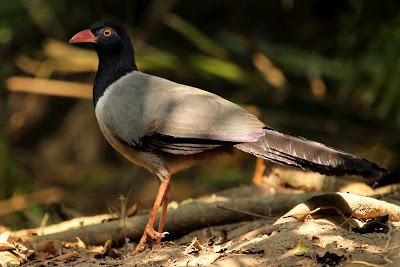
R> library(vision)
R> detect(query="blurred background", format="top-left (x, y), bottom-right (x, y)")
top-left (0, 0), bottom-right (398, 230)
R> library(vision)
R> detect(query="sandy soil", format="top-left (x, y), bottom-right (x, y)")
top-left (2, 218), bottom-right (399, 267)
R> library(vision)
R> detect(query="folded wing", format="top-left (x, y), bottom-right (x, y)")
top-left (97, 71), bottom-right (265, 154)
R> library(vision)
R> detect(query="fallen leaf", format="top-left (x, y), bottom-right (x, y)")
top-left (294, 237), bottom-right (311, 256)
top-left (76, 237), bottom-right (86, 249)
top-left (35, 241), bottom-right (57, 260)
top-left (0, 232), bottom-right (11, 243)
top-left (0, 245), bottom-right (15, 252)
top-left (0, 251), bottom-right (24, 266)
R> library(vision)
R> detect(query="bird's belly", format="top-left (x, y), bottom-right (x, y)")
top-left (95, 120), bottom-right (169, 178)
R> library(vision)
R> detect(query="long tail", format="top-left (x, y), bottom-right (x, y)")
top-left (234, 129), bottom-right (388, 179)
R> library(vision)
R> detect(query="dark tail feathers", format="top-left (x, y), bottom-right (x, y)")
top-left (234, 129), bottom-right (388, 179)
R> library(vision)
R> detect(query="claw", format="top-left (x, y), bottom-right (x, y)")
top-left (131, 227), bottom-right (168, 255)
top-left (131, 244), bottom-right (144, 255)
top-left (145, 226), bottom-right (165, 239)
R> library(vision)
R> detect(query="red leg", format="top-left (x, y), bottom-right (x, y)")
top-left (131, 177), bottom-right (170, 255)
top-left (155, 184), bottom-right (170, 247)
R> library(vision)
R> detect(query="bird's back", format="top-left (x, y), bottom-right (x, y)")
top-left (96, 71), bottom-right (266, 147)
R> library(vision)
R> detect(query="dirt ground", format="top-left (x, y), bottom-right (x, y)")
top-left (122, 220), bottom-right (400, 267)
top-left (1, 180), bottom-right (400, 267)
top-left (4, 219), bottom-right (399, 267)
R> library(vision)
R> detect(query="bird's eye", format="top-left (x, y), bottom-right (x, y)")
top-left (103, 29), bottom-right (112, 37)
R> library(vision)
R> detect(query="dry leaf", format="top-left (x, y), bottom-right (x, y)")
top-left (76, 237), bottom-right (86, 249)
top-left (294, 237), bottom-right (311, 256)
top-left (0, 245), bottom-right (15, 252)
top-left (0, 251), bottom-right (24, 266)
top-left (35, 240), bottom-right (57, 260)
top-left (0, 232), bottom-right (11, 243)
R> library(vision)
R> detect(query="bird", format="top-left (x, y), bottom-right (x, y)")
top-left (69, 20), bottom-right (388, 254)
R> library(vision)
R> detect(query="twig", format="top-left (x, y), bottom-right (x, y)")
top-left (217, 204), bottom-right (272, 219)
top-left (39, 212), bottom-right (50, 236)
top-left (385, 222), bottom-right (394, 250)
top-left (6, 76), bottom-right (92, 99)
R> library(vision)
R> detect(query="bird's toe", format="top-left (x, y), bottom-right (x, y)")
top-left (145, 226), bottom-right (166, 239)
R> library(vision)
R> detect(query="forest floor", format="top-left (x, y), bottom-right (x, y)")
top-left (1, 171), bottom-right (400, 267)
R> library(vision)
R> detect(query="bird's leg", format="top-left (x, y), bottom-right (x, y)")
top-left (251, 158), bottom-right (266, 185)
top-left (155, 184), bottom-right (171, 247)
top-left (132, 176), bottom-right (170, 255)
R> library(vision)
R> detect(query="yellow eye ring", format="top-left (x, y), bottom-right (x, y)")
top-left (103, 29), bottom-right (112, 37)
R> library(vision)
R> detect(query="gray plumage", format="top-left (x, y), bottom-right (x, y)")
top-left (96, 71), bottom-right (264, 145)
top-left (96, 71), bottom-right (386, 180)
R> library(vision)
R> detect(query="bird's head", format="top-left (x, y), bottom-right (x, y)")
top-left (69, 20), bottom-right (130, 53)
top-left (69, 21), bottom-right (137, 105)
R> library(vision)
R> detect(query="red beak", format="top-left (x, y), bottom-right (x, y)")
top-left (69, 29), bottom-right (97, 44)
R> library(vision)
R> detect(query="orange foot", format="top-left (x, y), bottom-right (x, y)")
top-left (131, 226), bottom-right (169, 255)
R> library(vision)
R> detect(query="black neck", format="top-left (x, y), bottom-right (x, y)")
top-left (93, 42), bottom-right (137, 106)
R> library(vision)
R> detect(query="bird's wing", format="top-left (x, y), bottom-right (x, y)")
top-left (96, 71), bottom-right (265, 154)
